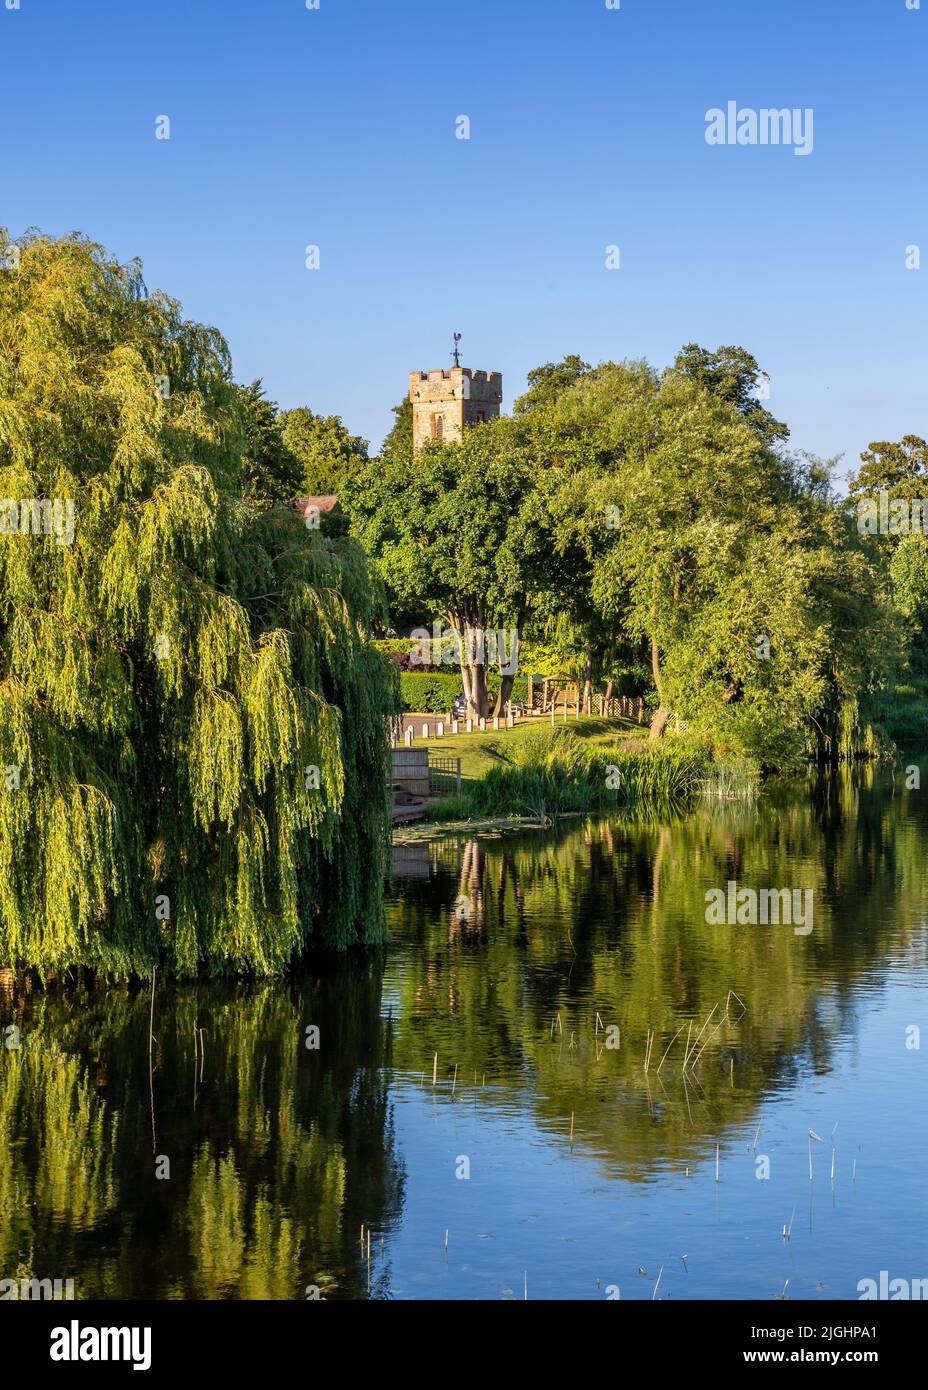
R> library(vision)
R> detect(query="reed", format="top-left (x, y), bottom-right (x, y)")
top-left (656, 1023), bottom-right (686, 1075)
top-left (425, 731), bottom-right (719, 823)
top-left (808, 1129), bottom-right (823, 1181)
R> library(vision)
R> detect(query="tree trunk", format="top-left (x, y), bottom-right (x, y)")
top-left (649, 706), bottom-right (671, 739)
top-left (460, 660), bottom-right (473, 711)
top-left (581, 650), bottom-right (593, 715)
top-left (466, 661), bottom-right (489, 720)
top-left (603, 643), bottom-right (616, 707)
top-left (489, 612), bottom-right (523, 719)
top-left (648, 635), bottom-right (669, 741)
top-left (491, 673), bottom-right (515, 719)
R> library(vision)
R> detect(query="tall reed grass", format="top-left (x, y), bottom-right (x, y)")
top-left (424, 730), bottom-right (725, 823)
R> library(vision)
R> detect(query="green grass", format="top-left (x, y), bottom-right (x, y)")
top-left (414, 714), bottom-right (647, 785)
top-left (416, 724), bottom-right (716, 823)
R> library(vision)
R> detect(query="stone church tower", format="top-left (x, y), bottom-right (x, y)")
top-left (409, 365), bottom-right (502, 454)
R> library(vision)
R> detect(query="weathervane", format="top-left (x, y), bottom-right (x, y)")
top-left (452, 332), bottom-right (462, 368)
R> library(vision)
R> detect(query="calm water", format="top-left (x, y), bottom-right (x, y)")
top-left (3, 766), bottom-right (928, 1300)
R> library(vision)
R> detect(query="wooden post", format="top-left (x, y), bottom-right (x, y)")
top-left (456, 758), bottom-right (461, 798)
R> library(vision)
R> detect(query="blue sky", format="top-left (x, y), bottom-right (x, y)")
top-left (2, 0), bottom-right (925, 473)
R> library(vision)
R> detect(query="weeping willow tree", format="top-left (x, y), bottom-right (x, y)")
top-left (0, 230), bottom-right (394, 977)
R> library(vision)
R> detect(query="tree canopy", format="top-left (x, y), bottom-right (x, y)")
top-left (279, 407), bottom-right (368, 497)
top-left (344, 418), bottom-right (546, 718)
top-left (234, 379), bottom-right (305, 505)
top-left (0, 230), bottom-right (394, 979)
top-left (353, 347), bottom-right (896, 764)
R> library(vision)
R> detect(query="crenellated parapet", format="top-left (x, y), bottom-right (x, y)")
top-left (409, 366), bottom-right (502, 452)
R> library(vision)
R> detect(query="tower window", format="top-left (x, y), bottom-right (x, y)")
top-left (432, 415), bottom-right (443, 440)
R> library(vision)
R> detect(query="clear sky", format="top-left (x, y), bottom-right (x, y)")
top-left (2, 0), bottom-right (925, 474)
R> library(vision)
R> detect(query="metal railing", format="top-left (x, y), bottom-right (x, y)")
top-left (428, 756), bottom-right (462, 799)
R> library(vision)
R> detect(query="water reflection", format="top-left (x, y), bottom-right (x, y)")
top-left (1, 965), bottom-right (403, 1298)
top-left (384, 765), bottom-right (928, 1179)
top-left (2, 765), bottom-right (926, 1298)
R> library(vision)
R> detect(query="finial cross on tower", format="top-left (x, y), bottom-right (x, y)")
top-left (451, 332), bottom-right (462, 369)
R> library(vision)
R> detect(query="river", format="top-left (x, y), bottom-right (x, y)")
top-left (2, 765), bottom-right (926, 1300)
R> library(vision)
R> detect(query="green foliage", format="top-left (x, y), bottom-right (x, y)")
top-left (513, 354), bottom-right (592, 414)
top-left (847, 436), bottom-right (928, 525)
top-left (344, 418), bottom-right (545, 717)
top-left (398, 671), bottom-right (528, 713)
top-left (891, 534), bottom-right (928, 620)
top-left (432, 728), bottom-right (713, 820)
top-left (379, 398), bottom-right (413, 468)
top-left (399, 673), bottom-right (461, 712)
top-left (669, 343), bottom-right (789, 445)
top-left (0, 231), bottom-right (394, 978)
top-left (279, 407), bottom-right (368, 497)
top-left (879, 682), bottom-right (928, 742)
top-left (234, 380), bottom-right (304, 505)
top-left (516, 356), bottom-right (891, 765)
top-left (350, 346), bottom-right (897, 764)
top-left (844, 439), bottom-right (928, 741)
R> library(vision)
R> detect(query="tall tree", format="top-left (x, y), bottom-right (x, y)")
top-left (234, 379), bottom-right (304, 504)
top-left (344, 419), bottom-right (545, 719)
top-left (520, 356), bottom-right (889, 762)
top-left (379, 397), bottom-right (413, 466)
top-left (670, 343), bottom-right (789, 446)
top-left (279, 407), bottom-right (368, 497)
top-left (0, 230), bottom-right (394, 978)
top-left (847, 436), bottom-right (928, 544)
top-left (513, 354), bottom-right (592, 414)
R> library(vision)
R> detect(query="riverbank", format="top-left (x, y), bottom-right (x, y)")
top-left (397, 724), bottom-right (759, 833)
